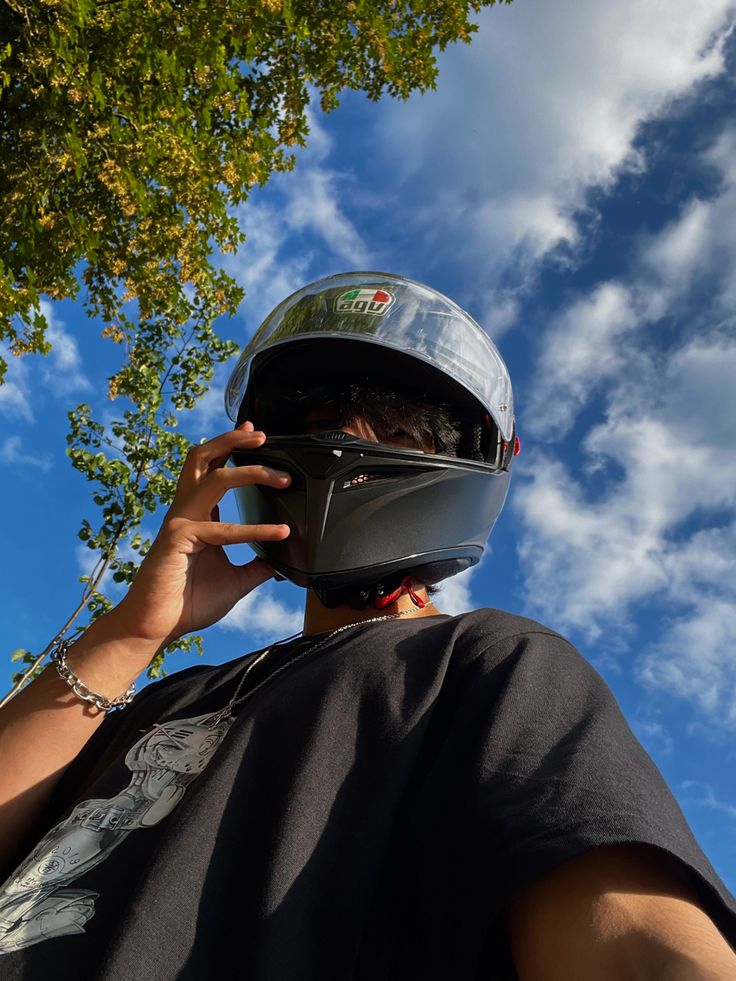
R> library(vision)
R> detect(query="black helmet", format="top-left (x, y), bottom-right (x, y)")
top-left (225, 272), bottom-right (518, 607)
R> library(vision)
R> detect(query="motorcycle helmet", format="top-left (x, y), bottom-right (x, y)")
top-left (225, 272), bottom-right (518, 608)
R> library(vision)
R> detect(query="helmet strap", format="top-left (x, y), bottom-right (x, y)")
top-left (314, 573), bottom-right (428, 611)
top-left (374, 576), bottom-right (427, 610)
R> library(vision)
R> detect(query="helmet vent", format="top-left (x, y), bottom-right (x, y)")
top-left (345, 472), bottom-right (386, 488)
top-left (341, 468), bottom-right (418, 489)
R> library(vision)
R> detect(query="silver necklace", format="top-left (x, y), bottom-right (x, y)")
top-left (205, 606), bottom-right (428, 729)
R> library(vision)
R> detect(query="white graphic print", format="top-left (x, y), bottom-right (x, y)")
top-left (0, 712), bottom-right (232, 953)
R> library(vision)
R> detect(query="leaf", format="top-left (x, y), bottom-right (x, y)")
top-left (1, 0), bottom-right (509, 692)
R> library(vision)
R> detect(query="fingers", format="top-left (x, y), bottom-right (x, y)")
top-left (181, 464), bottom-right (292, 520)
top-left (173, 519), bottom-right (291, 549)
top-left (177, 423), bottom-right (265, 494)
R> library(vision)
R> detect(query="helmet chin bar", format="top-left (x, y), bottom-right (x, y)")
top-left (230, 434), bottom-right (501, 602)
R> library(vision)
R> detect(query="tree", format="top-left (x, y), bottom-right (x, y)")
top-left (1, 0), bottom-right (510, 700)
top-left (0, 0), bottom-right (509, 361)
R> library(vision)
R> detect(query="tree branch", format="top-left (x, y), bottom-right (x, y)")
top-left (0, 522), bottom-right (122, 707)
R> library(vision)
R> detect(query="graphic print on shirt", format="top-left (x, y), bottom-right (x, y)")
top-left (0, 712), bottom-right (233, 953)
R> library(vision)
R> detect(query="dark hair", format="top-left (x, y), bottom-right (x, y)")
top-left (257, 381), bottom-right (462, 456)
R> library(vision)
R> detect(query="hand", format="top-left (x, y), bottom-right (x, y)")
top-left (111, 421), bottom-right (291, 647)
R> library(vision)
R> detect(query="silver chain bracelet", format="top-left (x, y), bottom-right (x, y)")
top-left (51, 638), bottom-right (136, 713)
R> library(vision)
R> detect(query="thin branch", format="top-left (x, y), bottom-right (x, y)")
top-left (1, 308), bottom-right (215, 705)
top-left (111, 109), bottom-right (139, 134)
top-left (0, 415), bottom-right (155, 705)
top-left (0, 521), bottom-right (123, 707)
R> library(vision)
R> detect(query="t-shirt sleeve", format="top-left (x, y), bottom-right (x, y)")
top-left (408, 629), bottom-right (736, 951)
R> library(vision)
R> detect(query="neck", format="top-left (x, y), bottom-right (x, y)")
top-left (302, 581), bottom-right (440, 636)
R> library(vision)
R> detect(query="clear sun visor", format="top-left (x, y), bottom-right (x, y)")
top-left (225, 272), bottom-right (515, 440)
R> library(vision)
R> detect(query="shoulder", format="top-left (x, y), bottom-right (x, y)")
top-left (433, 608), bottom-right (625, 742)
top-left (452, 606), bottom-right (567, 642)
top-left (442, 607), bottom-right (587, 672)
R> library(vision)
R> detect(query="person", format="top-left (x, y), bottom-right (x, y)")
top-left (0, 272), bottom-right (734, 980)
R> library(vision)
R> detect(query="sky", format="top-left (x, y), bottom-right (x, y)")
top-left (2, 0), bottom-right (736, 895)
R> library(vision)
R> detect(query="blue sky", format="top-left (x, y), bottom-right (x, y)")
top-left (2, 0), bottom-right (735, 892)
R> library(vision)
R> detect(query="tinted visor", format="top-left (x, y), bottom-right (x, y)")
top-left (240, 339), bottom-right (499, 463)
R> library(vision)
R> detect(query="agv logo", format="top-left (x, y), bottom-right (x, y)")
top-left (335, 288), bottom-right (395, 315)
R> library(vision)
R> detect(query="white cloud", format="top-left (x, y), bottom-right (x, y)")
top-left (76, 543), bottom-right (102, 581)
top-left (215, 1), bottom-right (736, 337)
top-left (659, 525), bottom-right (736, 605)
top-left (641, 188), bottom-right (736, 311)
top-left (40, 300), bottom-right (90, 395)
top-left (523, 282), bottom-right (641, 438)
top-left (0, 348), bottom-right (33, 421)
top-left (639, 601), bottom-right (736, 728)
top-left (282, 169), bottom-right (371, 268)
top-left (223, 110), bottom-right (372, 336)
top-left (0, 435), bottom-right (53, 471)
top-left (516, 328), bottom-right (736, 622)
top-left (679, 780), bottom-right (736, 819)
top-left (625, 125), bottom-right (736, 331)
top-left (0, 300), bottom-right (86, 424)
top-left (479, 291), bottom-right (521, 338)
top-left (515, 455), bottom-right (666, 642)
top-left (373, 0), bottom-right (733, 301)
top-left (218, 585), bottom-right (304, 638)
top-left (522, 134), bottom-right (736, 443)
top-left (657, 331), bottom-right (736, 451)
top-left (224, 199), bottom-right (313, 330)
top-left (431, 564), bottom-right (477, 616)
top-left (515, 321), bottom-right (736, 723)
top-left (643, 199), bottom-right (714, 291)
top-left (302, 102), bottom-right (333, 164)
top-left (515, 116), bottom-right (736, 695)
top-left (280, 110), bottom-right (370, 266)
top-left (76, 544), bottom-right (113, 601)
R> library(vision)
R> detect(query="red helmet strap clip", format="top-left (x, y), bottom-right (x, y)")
top-left (374, 576), bottom-right (428, 609)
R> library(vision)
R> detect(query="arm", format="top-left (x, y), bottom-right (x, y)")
top-left (507, 843), bottom-right (736, 980)
top-left (0, 422), bottom-right (292, 877)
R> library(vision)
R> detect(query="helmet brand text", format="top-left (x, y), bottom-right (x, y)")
top-left (335, 288), bottom-right (395, 316)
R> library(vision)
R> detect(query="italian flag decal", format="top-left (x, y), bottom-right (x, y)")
top-left (335, 287), bottom-right (395, 315)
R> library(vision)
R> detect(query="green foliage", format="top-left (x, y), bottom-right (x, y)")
top-left (64, 292), bottom-right (236, 677)
top-left (0, 0), bottom-right (507, 373)
top-left (0, 0), bottom-right (510, 694)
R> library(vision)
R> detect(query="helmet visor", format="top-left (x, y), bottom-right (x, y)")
top-left (225, 272), bottom-right (514, 440)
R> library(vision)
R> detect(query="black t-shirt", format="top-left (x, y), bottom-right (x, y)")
top-left (1, 609), bottom-right (734, 979)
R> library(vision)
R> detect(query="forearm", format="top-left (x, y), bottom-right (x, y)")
top-left (0, 610), bottom-right (160, 876)
top-left (0, 424), bottom-right (289, 879)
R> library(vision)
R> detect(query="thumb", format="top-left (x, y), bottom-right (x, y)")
top-left (235, 556), bottom-right (277, 596)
